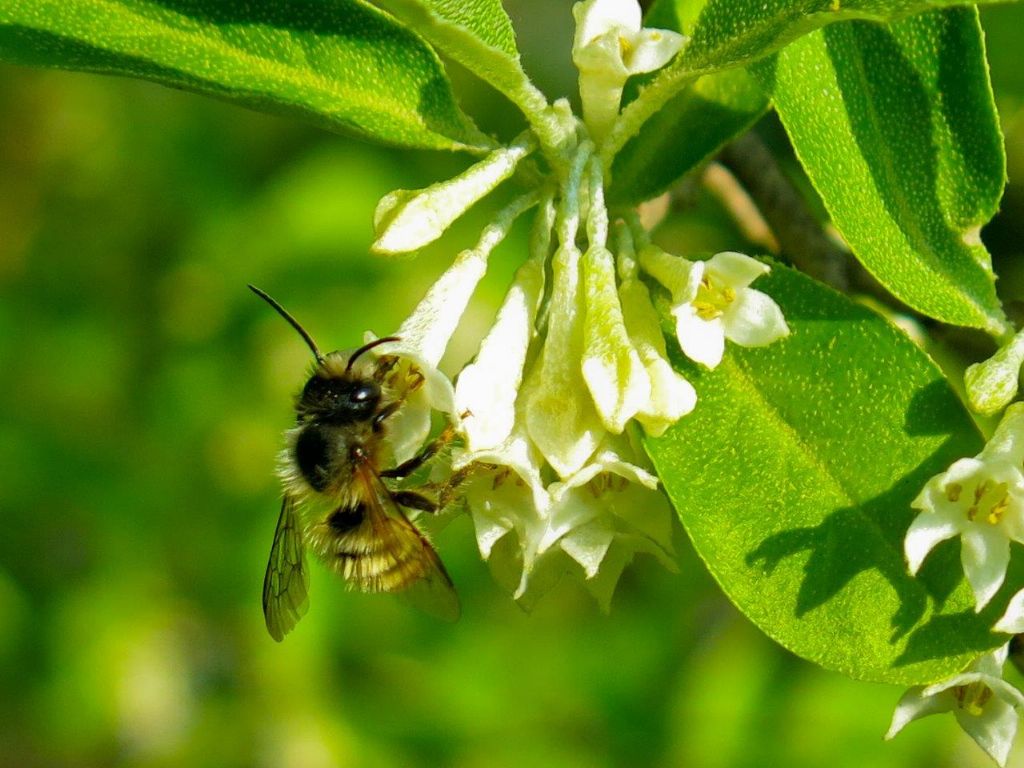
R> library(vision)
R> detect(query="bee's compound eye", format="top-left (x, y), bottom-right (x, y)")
top-left (351, 383), bottom-right (380, 404)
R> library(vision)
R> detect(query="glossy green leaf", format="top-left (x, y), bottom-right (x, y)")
top-left (756, 10), bottom-right (1006, 333)
top-left (607, 67), bottom-right (767, 205)
top-left (369, 0), bottom-right (558, 150)
top-left (606, 0), bottom-right (768, 204)
top-left (0, 0), bottom-right (491, 152)
top-left (645, 264), bottom-right (1015, 685)
top-left (605, 0), bottom-right (1012, 166)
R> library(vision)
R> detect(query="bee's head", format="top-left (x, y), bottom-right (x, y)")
top-left (248, 284), bottom-right (399, 424)
top-left (299, 352), bottom-right (383, 424)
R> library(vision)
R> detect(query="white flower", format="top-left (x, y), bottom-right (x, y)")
top-left (372, 134), bottom-right (534, 255)
top-left (572, 0), bottom-right (686, 141)
top-left (614, 226), bottom-right (696, 435)
top-left (375, 193), bottom-right (538, 462)
top-left (524, 146), bottom-right (607, 479)
top-left (905, 403), bottom-right (1024, 610)
top-left (640, 247), bottom-right (790, 369)
top-left (886, 646), bottom-right (1024, 767)
top-left (579, 160), bottom-right (652, 434)
top-left (455, 254), bottom-right (545, 452)
top-left (456, 426), bottom-right (552, 566)
top-left (467, 432), bottom-right (677, 610)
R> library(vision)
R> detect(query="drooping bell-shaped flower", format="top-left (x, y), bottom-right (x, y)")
top-left (374, 192), bottom-right (538, 462)
top-left (886, 646), bottom-right (1024, 767)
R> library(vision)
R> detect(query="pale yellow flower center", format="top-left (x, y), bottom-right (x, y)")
top-left (953, 681), bottom-right (994, 716)
top-left (618, 34), bottom-right (633, 60)
top-left (693, 274), bottom-right (736, 320)
top-left (946, 480), bottom-right (1010, 525)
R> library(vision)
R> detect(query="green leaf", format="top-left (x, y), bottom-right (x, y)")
top-left (605, 0), bottom-right (1011, 166)
top-left (0, 0), bottom-right (490, 152)
top-left (645, 264), bottom-right (1012, 685)
top-left (755, 9), bottom-right (1006, 333)
top-left (369, 0), bottom-right (561, 152)
top-left (607, 67), bottom-right (767, 205)
top-left (606, 0), bottom-right (768, 205)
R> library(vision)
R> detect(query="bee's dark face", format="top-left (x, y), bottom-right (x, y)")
top-left (298, 374), bottom-right (381, 424)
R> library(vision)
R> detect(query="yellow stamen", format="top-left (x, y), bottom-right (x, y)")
top-left (693, 275), bottom-right (736, 320)
top-left (954, 682), bottom-right (993, 716)
top-left (961, 480), bottom-right (1010, 525)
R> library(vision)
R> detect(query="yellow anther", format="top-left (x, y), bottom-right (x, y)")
top-left (619, 35), bottom-right (633, 60)
top-left (945, 483), bottom-right (962, 502)
top-left (954, 682), bottom-right (993, 716)
top-left (694, 276), bottom-right (736, 320)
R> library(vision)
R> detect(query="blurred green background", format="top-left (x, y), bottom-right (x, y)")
top-left (3, 3), bottom-right (1024, 767)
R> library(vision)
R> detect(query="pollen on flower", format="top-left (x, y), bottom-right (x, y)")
top-left (964, 480), bottom-right (1010, 524)
top-left (954, 682), bottom-right (994, 717)
top-left (693, 275), bottom-right (736, 320)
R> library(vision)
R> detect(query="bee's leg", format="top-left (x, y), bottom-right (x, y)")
top-left (380, 423), bottom-right (458, 479)
top-left (407, 463), bottom-right (481, 513)
top-left (372, 401), bottom-right (401, 432)
top-left (391, 490), bottom-right (437, 513)
top-left (436, 464), bottom-right (476, 508)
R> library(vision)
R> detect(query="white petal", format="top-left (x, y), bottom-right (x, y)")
top-left (582, 246), bottom-right (651, 432)
top-left (623, 28), bottom-right (686, 74)
top-left (961, 526), bottom-right (1011, 610)
top-left (582, 538), bottom-right (636, 612)
top-left (455, 257), bottom-right (544, 451)
top-left (885, 686), bottom-right (955, 739)
top-left (560, 518), bottom-right (616, 579)
top-left (722, 288), bottom-right (790, 347)
top-left (573, 0), bottom-right (641, 49)
top-left (618, 278), bottom-right (696, 434)
top-left (995, 589), bottom-right (1024, 634)
top-left (526, 244), bottom-right (605, 478)
top-left (706, 251), bottom-right (770, 289)
top-left (456, 428), bottom-right (550, 516)
top-left (978, 645), bottom-right (1011, 678)
top-left (638, 245), bottom-right (702, 304)
top-left (474, 514), bottom-right (512, 560)
top-left (954, 699), bottom-right (1020, 768)
top-left (372, 137), bottom-right (533, 254)
top-left (365, 339), bottom-right (457, 464)
top-left (384, 386), bottom-right (434, 465)
top-left (394, 249), bottom-right (488, 367)
top-left (675, 308), bottom-right (725, 369)
top-left (904, 512), bottom-right (960, 575)
top-left (635, 359), bottom-right (697, 436)
top-left (984, 402), bottom-right (1024, 466)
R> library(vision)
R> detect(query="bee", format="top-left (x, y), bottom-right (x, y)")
top-left (249, 285), bottom-right (459, 642)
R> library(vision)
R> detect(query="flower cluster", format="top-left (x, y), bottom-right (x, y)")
top-left (904, 404), bottom-right (1024, 611)
top-left (360, 0), bottom-right (790, 607)
top-left (897, 404), bottom-right (1024, 762)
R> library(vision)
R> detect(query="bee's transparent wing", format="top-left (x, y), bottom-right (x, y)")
top-left (361, 469), bottom-right (461, 622)
top-left (262, 496), bottom-right (309, 641)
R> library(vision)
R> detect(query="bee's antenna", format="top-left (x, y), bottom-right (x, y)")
top-left (248, 284), bottom-right (325, 364)
top-left (347, 336), bottom-right (401, 372)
